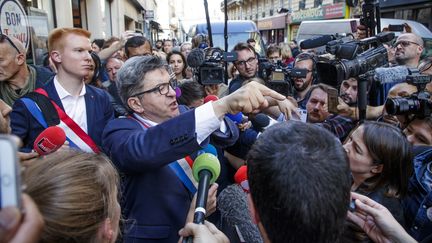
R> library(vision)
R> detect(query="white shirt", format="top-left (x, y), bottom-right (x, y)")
top-left (133, 101), bottom-right (227, 144)
top-left (54, 77), bottom-right (88, 133)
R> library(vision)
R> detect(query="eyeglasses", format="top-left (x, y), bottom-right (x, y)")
top-left (132, 79), bottom-right (177, 97)
top-left (393, 40), bottom-right (420, 48)
top-left (235, 57), bottom-right (256, 67)
top-left (0, 34), bottom-right (21, 54)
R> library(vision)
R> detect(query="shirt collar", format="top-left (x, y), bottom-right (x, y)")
top-left (133, 113), bottom-right (158, 127)
top-left (53, 76), bottom-right (86, 100)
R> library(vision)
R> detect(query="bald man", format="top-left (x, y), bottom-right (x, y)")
top-left (0, 35), bottom-right (54, 106)
top-left (394, 33), bottom-right (424, 68)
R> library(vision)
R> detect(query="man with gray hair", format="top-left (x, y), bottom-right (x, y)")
top-left (0, 35), bottom-right (53, 106)
top-left (102, 55), bottom-right (286, 243)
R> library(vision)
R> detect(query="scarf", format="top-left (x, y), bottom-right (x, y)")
top-left (0, 65), bottom-right (37, 106)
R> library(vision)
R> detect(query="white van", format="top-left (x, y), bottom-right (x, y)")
top-left (296, 18), bottom-right (432, 56)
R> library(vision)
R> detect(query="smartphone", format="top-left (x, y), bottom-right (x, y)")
top-left (388, 24), bottom-right (405, 32)
top-left (0, 135), bottom-right (21, 209)
top-left (349, 199), bottom-right (356, 212)
top-left (327, 88), bottom-right (339, 114)
top-left (350, 20), bottom-right (358, 33)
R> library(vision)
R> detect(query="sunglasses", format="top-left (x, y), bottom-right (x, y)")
top-left (0, 34), bottom-right (21, 54)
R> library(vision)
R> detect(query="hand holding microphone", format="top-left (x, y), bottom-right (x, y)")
top-left (33, 126), bottom-right (66, 155)
top-left (183, 153), bottom-right (221, 243)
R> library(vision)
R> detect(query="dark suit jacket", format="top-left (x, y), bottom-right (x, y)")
top-left (10, 79), bottom-right (114, 152)
top-left (102, 107), bottom-right (238, 243)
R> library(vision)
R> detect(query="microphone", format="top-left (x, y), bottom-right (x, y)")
top-left (197, 144), bottom-right (217, 157)
top-left (204, 95), bottom-right (219, 103)
top-left (300, 35), bottom-right (336, 49)
top-left (374, 66), bottom-right (419, 84)
top-left (175, 87), bottom-right (182, 98)
top-left (234, 165), bottom-right (249, 193)
top-left (217, 184), bottom-right (263, 243)
top-left (249, 113), bottom-right (278, 133)
top-left (183, 153), bottom-right (221, 243)
top-left (187, 48), bottom-right (205, 68)
top-left (226, 112), bottom-right (243, 124)
top-left (33, 126), bottom-right (66, 155)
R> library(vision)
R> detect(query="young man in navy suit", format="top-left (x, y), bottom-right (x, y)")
top-left (102, 56), bottom-right (286, 242)
top-left (10, 28), bottom-right (114, 152)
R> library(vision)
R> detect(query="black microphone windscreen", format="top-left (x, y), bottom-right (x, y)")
top-left (217, 184), bottom-right (263, 243)
top-left (187, 48), bottom-right (205, 68)
top-left (250, 113), bottom-right (270, 132)
top-left (300, 35), bottom-right (335, 49)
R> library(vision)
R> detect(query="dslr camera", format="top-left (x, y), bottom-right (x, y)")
top-left (385, 74), bottom-right (432, 118)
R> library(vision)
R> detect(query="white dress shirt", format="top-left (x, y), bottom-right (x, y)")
top-left (133, 101), bottom-right (227, 144)
top-left (54, 77), bottom-right (88, 133)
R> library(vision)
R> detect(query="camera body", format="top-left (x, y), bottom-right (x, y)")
top-left (258, 59), bottom-right (307, 96)
top-left (385, 74), bottom-right (432, 118)
top-left (194, 47), bottom-right (237, 85)
top-left (316, 32), bottom-right (394, 87)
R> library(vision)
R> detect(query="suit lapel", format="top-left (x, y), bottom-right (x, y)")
top-left (44, 79), bottom-right (64, 110)
top-left (85, 85), bottom-right (95, 138)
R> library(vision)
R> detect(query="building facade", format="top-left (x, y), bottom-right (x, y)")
top-left (1, 0), bottom-right (162, 64)
top-left (222, 0), bottom-right (432, 45)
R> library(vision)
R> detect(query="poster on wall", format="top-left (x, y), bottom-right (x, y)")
top-left (28, 7), bottom-right (49, 65)
top-left (0, 0), bottom-right (30, 49)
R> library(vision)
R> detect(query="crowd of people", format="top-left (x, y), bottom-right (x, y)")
top-left (0, 23), bottom-right (431, 243)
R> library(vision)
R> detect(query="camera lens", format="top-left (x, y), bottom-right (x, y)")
top-left (385, 97), bottom-right (420, 115)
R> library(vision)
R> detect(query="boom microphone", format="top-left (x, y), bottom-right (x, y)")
top-left (374, 66), bottom-right (419, 84)
top-left (218, 184), bottom-right (263, 243)
top-left (33, 126), bottom-right (66, 155)
top-left (183, 153), bottom-right (221, 243)
top-left (187, 48), bottom-right (205, 68)
top-left (300, 35), bottom-right (336, 49)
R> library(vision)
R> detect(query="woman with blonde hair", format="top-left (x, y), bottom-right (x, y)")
top-left (23, 150), bottom-right (121, 243)
top-left (279, 43), bottom-right (295, 67)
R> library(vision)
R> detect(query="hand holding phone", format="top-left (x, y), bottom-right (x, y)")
top-left (327, 88), bottom-right (339, 114)
top-left (0, 135), bottom-right (21, 209)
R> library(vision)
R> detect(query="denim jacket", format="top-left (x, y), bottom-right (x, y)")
top-left (403, 147), bottom-right (432, 242)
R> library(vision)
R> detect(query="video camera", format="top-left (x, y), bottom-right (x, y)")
top-left (315, 32), bottom-right (395, 87)
top-left (258, 59), bottom-right (307, 96)
top-left (385, 73), bottom-right (432, 118)
top-left (188, 47), bottom-right (237, 85)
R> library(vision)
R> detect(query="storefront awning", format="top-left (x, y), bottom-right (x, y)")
top-left (257, 13), bottom-right (289, 31)
top-left (150, 20), bottom-right (163, 32)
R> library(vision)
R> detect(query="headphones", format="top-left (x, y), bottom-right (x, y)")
top-left (295, 52), bottom-right (318, 81)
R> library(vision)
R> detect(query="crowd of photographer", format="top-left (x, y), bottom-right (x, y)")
top-left (0, 18), bottom-right (432, 243)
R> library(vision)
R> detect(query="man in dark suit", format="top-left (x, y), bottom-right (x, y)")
top-left (102, 56), bottom-right (285, 242)
top-left (10, 28), bottom-right (114, 152)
